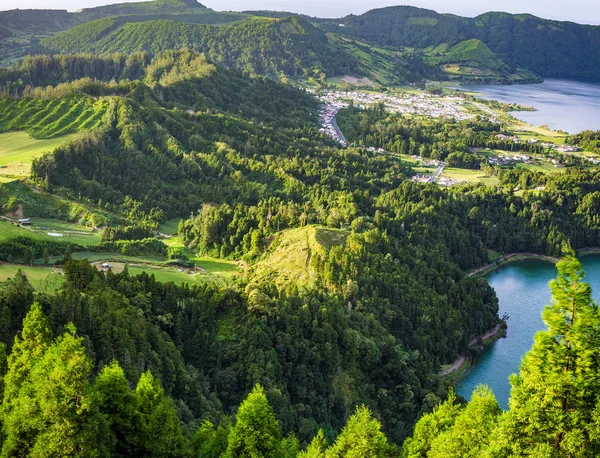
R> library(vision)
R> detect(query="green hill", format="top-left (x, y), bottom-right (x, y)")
top-left (247, 225), bottom-right (348, 289)
top-left (42, 16), bottom-right (362, 81)
top-left (422, 38), bottom-right (540, 83)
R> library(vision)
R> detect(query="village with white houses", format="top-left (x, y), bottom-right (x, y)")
top-left (317, 89), bottom-right (600, 186)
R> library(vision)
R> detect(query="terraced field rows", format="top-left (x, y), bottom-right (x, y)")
top-left (0, 97), bottom-right (109, 138)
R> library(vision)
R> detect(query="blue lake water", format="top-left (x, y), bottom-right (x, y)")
top-left (458, 79), bottom-right (600, 134)
top-left (458, 255), bottom-right (600, 409)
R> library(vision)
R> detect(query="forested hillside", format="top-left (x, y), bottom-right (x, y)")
top-left (42, 16), bottom-right (361, 81)
top-left (326, 5), bottom-right (600, 80)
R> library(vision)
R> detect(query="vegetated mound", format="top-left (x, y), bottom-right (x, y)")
top-left (247, 225), bottom-right (349, 290)
top-left (436, 39), bottom-right (540, 82)
top-left (446, 39), bottom-right (501, 68)
top-left (42, 16), bottom-right (360, 80)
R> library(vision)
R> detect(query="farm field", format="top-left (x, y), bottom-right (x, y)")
top-left (71, 250), bottom-right (239, 285)
top-left (0, 218), bottom-right (101, 246)
top-left (0, 131), bottom-right (78, 177)
top-left (441, 167), bottom-right (500, 186)
top-left (0, 263), bottom-right (65, 291)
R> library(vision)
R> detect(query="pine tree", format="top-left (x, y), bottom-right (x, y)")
top-left (27, 323), bottom-right (111, 458)
top-left (135, 371), bottom-right (188, 457)
top-left (401, 391), bottom-right (462, 458)
top-left (1, 302), bottom-right (53, 457)
top-left (427, 386), bottom-right (501, 458)
top-left (224, 384), bottom-right (282, 458)
top-left (93, 360), bottom-right (138, 456)
top-left (488, 257), bottom-right (600, 457)
top-left (192, 418), bottom-right (231, 458)
top-left (298, 429), bottom-right (328, 458)
top-left (326, 406), bottom-right (396, 458)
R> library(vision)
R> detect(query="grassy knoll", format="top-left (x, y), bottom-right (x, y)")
top-left (0, 264), bottom-right (64, 291)
top-left (0, 131), bottom-right (78, 177)
top-left (248, 225), bottom-right (348, 289)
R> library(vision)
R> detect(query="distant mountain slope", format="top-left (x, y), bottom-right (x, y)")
top-left (421, 38), bottom-right (540, 83)
top-left (76, 0), bottom-right (209, 16)
top-left (4, 1), bottom-right (600, 82)
top-left (324, 5), bottom-right (600, 80)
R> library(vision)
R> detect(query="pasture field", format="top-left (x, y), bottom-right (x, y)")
top-left (158, 219), bottom-right (182, 236)
top-left (0, 218), bottom-right (101, 246)
top-left (71, 251), bottom-right (239, 285)
top-left (0, 264), bottom-right (65, 291)
top-left (441, 167), bottom-right (500, 186)
top-left (0, 131), bottom-right (78, 177)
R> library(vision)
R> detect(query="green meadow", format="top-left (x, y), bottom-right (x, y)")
top-left (0, 264), bottom-right (65, 292)
top-left (0, 131), bottom-right (78, 177)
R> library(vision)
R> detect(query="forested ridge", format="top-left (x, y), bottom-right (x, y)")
top-left (5, 0), bottom-right (600, 82)
top-left (3, 40), bottom-right (600, 456)
top-left (325, 5), bottom-right (600, 80)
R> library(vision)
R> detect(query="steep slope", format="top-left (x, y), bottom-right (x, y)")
top-left (324, 6), bottom-right (467, 49)
top-left (469, 12), bottom-right (600, 80)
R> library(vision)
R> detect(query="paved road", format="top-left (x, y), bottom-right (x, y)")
top-left (331, 113), bottom-right (347, 146)
top-left (431, 162), bottom-right (445, 182)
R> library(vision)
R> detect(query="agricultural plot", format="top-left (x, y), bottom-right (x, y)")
top-left (0, 264), bottom-right (64, 292)
top-left (0, 131), bottom-right (78, 177)
top-left (71, 250), bottom-right (239, 286)
top-left (0, 218), bottom-right (101, 246)
top-left (0, 97), bottom-right (109, 139)
top-left (441, 168), bottom-right (500, 186)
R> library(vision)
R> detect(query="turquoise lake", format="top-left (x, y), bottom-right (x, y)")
top-left (458, 255), bottom-right (600, 409)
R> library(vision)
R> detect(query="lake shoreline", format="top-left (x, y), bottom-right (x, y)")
top-left (468, 253), bottom-right (560, 278)
top-left (439, 323), bottom-right (506, 377)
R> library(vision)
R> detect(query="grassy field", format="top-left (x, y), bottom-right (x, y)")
top-left (0, 131), bottom-right (78, 177)
top-left (158, 219), bottom-right (182, 236)
top-left (0, 264), bottom-right (65, 291)
top-left (441, 168), bottom-right (500, 186)
top-left (0, 218), bottom-right (101, 246)
top-left (71, 250), bottom-right (239, 286)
